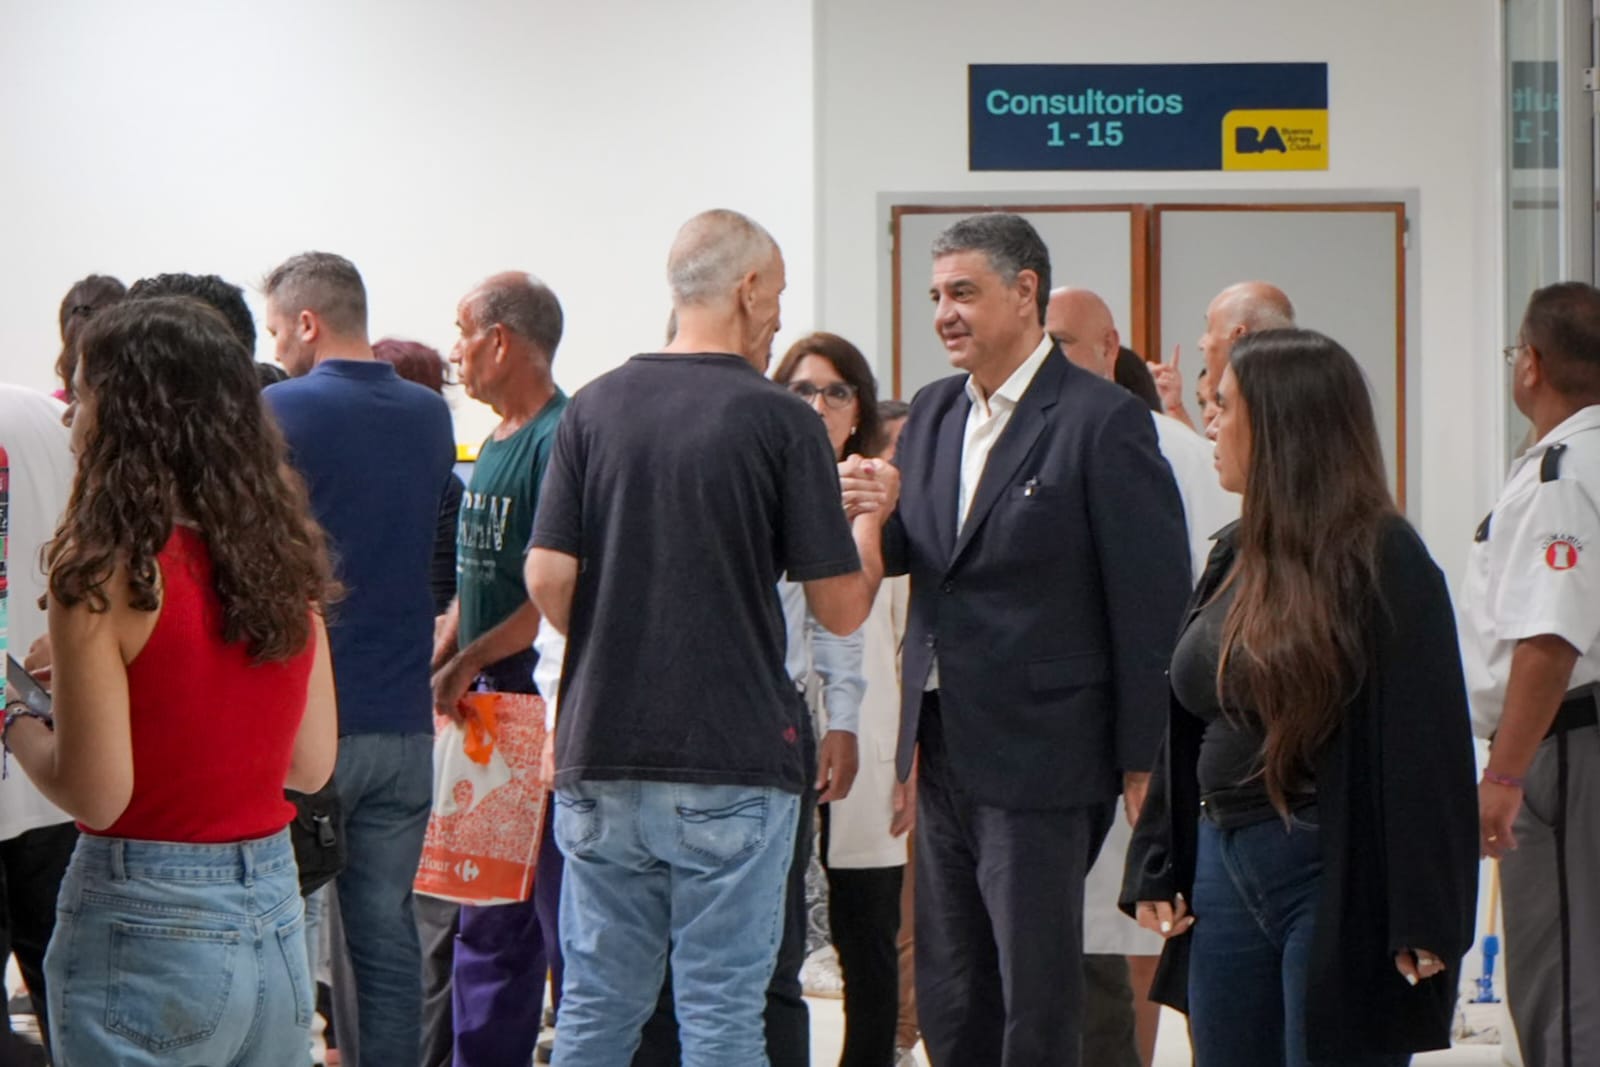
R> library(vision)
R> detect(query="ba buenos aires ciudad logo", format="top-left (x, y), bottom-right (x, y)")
top-left (1542, 532), bottom-right (1584, 571)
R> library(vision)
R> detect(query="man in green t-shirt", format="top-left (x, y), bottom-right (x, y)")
top-left (431, 271), bottom-right (569, 1067)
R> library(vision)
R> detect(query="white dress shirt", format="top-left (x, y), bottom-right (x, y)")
top-left (928, 333), bottom-right (1055, 691)
top-left (1149, 412), bottom-right (1240, 579)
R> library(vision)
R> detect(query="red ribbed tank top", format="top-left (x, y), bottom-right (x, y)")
top-left (89, 526), bottom-right (314, 842)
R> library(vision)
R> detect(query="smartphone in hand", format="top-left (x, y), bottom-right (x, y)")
top-left (6, 654), bottom-right (51, 716)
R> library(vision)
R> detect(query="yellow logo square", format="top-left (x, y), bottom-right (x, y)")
top-left (1222, 109), bottom-right (1329, 170)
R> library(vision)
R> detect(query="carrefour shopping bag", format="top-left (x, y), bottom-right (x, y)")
top-left (414, 691), bottom-right (548, 905)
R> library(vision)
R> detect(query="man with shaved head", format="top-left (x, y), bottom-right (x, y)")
top-left (429, 271), bottom-right (570, 1066)
top-left (526, 209), bottom-right (897, 1062)
top-left (1045, 286), bottom-right (1121, 379)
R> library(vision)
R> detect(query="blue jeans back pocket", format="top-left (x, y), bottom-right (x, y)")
top-left (674, 786), bottom-right (770, 863)
top-left (275, 908), bottom-right (314, 1029)
top-left (106, 919), bottom-right (241, 1051)
top-left (553, 790), bottom-right (602, 855)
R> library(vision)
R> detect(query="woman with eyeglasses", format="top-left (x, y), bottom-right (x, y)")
top-left (1120, 329), bottom-right (1478, 1066)
top-left (773, 332), bottom-right (911, 1067)
top-left (4, 297), bottom-right (339, 1066)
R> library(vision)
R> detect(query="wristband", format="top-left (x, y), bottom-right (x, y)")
top-left (2, 704), bottom-right (54, 780)
top-left (1483, 769), bottom-right (1525, 790)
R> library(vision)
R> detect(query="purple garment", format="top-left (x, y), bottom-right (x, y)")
top-left (452, 805), bottom-right (564, 1065)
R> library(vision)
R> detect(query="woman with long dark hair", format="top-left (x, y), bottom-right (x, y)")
top-left (772, 332), bottom-right (908, 1067)
top-left (1121, 329), bottom-right (1478, 1066)
top-left (4, 296), bottom-right (339, 1066)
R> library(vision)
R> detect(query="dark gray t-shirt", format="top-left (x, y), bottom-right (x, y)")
top-left (530, 353), bottom-right (861, 793)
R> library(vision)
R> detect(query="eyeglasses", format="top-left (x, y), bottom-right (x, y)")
top-left (1503, 342), bottom-right (1528, 366)
top-left (788, 381), bottom-right (858, 409)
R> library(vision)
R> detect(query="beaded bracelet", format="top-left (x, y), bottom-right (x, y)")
top-left (1482, 769), bottom-right (1526, 790)
top-left (2, 703), bottom-right (54, 780)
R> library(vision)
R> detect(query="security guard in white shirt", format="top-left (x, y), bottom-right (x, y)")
top-left (1460, 282), bottom-right (1600, 1067)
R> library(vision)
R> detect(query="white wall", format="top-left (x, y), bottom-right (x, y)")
top-left (0, 0), bottom-right (815, 446)
top-left (816, 0), bottom-right (1503, 582)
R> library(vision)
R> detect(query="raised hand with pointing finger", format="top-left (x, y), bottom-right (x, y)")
top-left (1150, 343), bottom-right (1195, 431)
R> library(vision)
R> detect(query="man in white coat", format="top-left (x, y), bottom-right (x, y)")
top-left (1045, 288), bottom-right (1240, 1065)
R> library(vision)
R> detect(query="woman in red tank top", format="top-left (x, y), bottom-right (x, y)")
top-left (4, 296), bottom-right (339, 1066)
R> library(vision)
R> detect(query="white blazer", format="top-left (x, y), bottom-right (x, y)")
top-left (813, 576), bottom-right (909, 869)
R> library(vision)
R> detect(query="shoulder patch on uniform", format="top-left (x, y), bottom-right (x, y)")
top-left (1542, 533), bottom-right (1584, 571)
top-left (1541, 442), bottom-right (1568, 483)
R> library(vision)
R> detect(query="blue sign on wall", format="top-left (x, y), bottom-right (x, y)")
top-left (969, 63), bottom-right (1329, 172)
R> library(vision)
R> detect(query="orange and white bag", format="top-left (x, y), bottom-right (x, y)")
top-left (414, 691), bottom-right (548, 906)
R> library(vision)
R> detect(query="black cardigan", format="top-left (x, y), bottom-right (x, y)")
top-left (1119, 518), bottom-right (1480, 1059)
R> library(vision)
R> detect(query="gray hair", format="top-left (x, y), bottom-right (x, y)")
top-left (262, 252), bottom-right (368, 338)
top-left (667, 209), bottom-right (779, 306)
top-left (1242, 301), bottom-right (1296, 331)
top-left (474, 273), bottom-right (564, 360)
top-left (930, 213), bottom-right (1052, 326)
top-left (1219, 283), bottom-right (1297, 333)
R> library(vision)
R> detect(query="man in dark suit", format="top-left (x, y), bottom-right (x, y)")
top-left (875, 214), bottom-right (1190, 1066)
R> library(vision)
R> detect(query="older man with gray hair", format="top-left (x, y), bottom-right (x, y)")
top-left (525, 209), bottom-right (897, 1064)
top-left (427, 271), bottom-right (570, 1067)
top-left (1151, 280), bottom-right (1296, 432)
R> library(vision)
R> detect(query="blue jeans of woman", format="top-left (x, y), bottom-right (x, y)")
top-left (1188, 809), bottom-right (1408, 1067)
top-left (44, 828), bottom-right (312, 1067)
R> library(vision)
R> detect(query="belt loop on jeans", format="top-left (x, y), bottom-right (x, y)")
top-left (109, 839), bottom-right (127, 882)
top-left (241, 840), bottom-right (256, 886)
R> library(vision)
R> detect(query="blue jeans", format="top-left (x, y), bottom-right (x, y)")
top-left (44, 829), bottom-right (311, 1067)
top-left (332, 732), bottom-right (434, 1066)
top-left (1189, 809), bottom-right (1408, 1067)
top-left (552, 779), bottom-right (802, 1067)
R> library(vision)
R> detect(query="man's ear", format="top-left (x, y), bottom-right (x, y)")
top-left (297, 310), bottom-right (319, 343)
top-left (738, 271), bottom-right (760, 313)
top-left (1523, 345), bottom-right (1545, 391)
top-left (1015, 270), bottom-right (1039, 317)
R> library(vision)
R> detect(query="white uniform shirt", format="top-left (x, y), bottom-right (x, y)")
top-left (0, 386), bottom-right (74, 841)
top-left (927, 334), bottom-right (1054, 691)
top-left (1459, 404), bottom-right (1600, 738)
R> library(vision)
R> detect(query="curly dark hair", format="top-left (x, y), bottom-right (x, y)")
top-left (49, 296), bottom-right (339, 662)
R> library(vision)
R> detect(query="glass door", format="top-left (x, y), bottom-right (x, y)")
top-left (1503, 0), bottom-right (1594, 459)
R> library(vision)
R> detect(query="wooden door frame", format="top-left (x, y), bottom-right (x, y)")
top-left (889, 203), bottom-right (1148, 399)
top-left (1148, 202), bottom-right (1408, 505)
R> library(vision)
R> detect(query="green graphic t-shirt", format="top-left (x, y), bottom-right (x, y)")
top-left (457, 390), bottom-right (568, 645)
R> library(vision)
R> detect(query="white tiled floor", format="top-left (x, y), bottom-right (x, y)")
top-left (805, 997), bottom-right (1509, 1066)
top-left (7, 965), bottom-right (1512, 1065)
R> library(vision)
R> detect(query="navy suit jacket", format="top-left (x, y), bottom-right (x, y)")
top-left (885, 349), bottom-right (1192, 809)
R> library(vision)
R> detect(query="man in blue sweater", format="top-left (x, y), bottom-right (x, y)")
top-left (263, 251), bottom-right (456, 1066)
